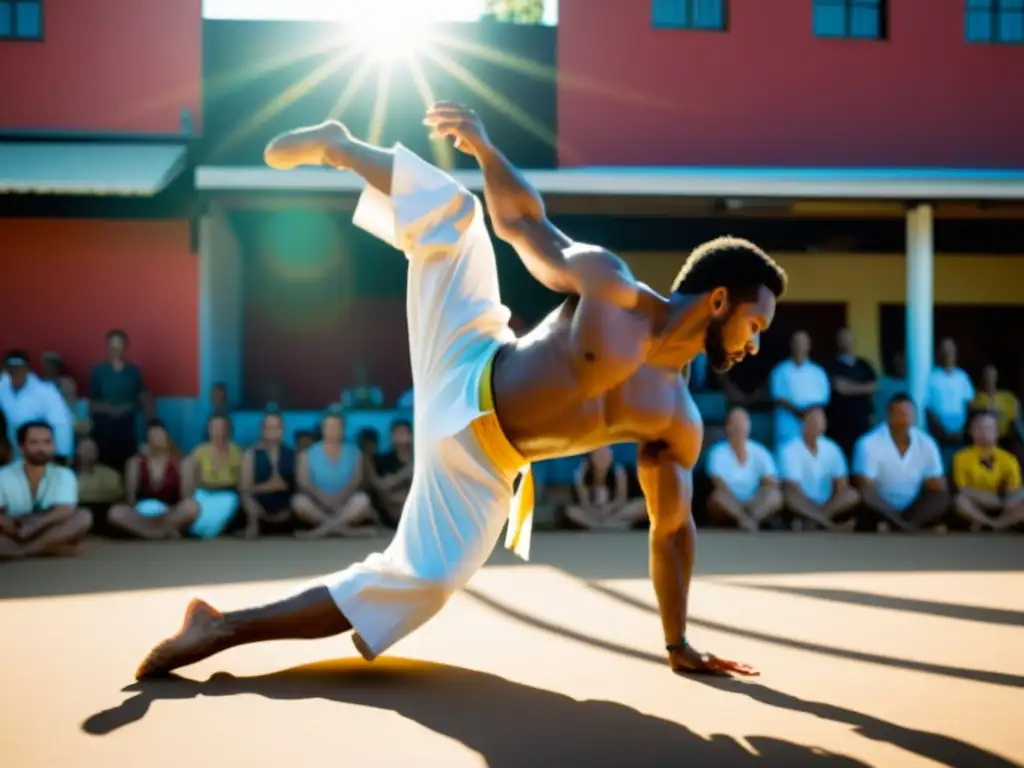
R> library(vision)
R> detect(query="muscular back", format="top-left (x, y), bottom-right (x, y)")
top-left (492, 292), bottom-right (703, 469)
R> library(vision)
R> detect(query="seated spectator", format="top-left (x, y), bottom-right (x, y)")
top-left (107, 420), bottom-right (194, 539)
top-left (341, 361), bottom-right (385, 410)
top-left (369, 419), bottom-right (415, 527)
top-left (295, 429), bottom-right (317, 453)
top-left (951, 411), bottom-right (1024, 531)
top-left (57, 375), bottom-right (92, 437)
top-left (706, 407), bottom-right (783, 531)
top-left (971, 365), bottom-right (1023, 449)
top-left (239, 411), bottom-right (298, 537)
top-left (75, 435), bottom-right (124, 532)
top-left (0, 421), bottom-right (92, 559)
top-left (853, 394), bottom-right (949, 532)
top-left (779, 407), bottom-right (860, 530)
top-left (925, 338), bottom-right (974, 466)
top-left (293, 411), bottom-right (376, 538)
top-left (209, 381), bottom-right (230, 418)
top-left (89, 330), bottom-right (146, 473)
top-left (564, 446), bottom-right (644, 530)
top-left (180, 414), bottom-right (243, 539)
top-left (1, 350), bottom-right (75, 464)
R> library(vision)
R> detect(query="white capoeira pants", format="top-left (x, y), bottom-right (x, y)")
top-left (321, 144), bottom-right (530, 661)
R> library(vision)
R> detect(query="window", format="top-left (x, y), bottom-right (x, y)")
top-left (813, 0), bottom-right (885, 40)
top-left (652, 0), bottom-right (727, 31)
top-left (966, 0), bottom-right (1024, 43)
top-left (0, 0), bottom-right (43, 40)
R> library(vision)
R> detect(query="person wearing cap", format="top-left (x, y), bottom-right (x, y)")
top-left (0, 351), bottom-right (75, 464)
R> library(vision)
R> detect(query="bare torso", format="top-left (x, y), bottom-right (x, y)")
top-left (493, 292), bottom-right (703, 469)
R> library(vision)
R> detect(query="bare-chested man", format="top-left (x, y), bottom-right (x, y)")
top-left (137, 103), bottom-right (784, 679)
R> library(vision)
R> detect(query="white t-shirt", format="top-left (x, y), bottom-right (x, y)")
top-left (779, 436), bottom-right (848, 506)
top-left (926, 367), bottom-right (975, 434)
top-left (853, 425), bottom-right (944, 511)
top-left (770, 359), bottom-right (831, 447)
top-left (706, 440), bottom-right (777, 503)
top-left (0, 461), bottom-right (79, 517)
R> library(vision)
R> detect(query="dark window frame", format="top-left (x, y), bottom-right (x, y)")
top-left (965, 0), bottom-right (1024, 44)
top-left (813, 0), bottom-right (887, 40)
top-left (0, 0), bottom-right (45, 42)
top-left (652, 0), bottom-right (729, 32)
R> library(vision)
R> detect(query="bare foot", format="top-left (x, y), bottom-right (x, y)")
top-left (264, 120), bottom-right (352, 170)
top-left (136, 598), bottom-right (231, 679)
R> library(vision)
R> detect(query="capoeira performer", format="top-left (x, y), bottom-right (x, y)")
top-left (137, 103), bottom-right (784, 678)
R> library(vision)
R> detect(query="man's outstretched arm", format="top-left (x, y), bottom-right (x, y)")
top-left (425, 102), bottom-right (637, 305)
top-left (638, 436), bottom-right (758, 676)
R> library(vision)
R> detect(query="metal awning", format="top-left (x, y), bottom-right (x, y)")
top-left (195, 164), bottom-right (1024, 201)
top-left (0, 142), bottom-right (188, 196)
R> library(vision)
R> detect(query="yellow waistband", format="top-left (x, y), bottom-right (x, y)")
top-left (471, 348), bottom-right (526, 476)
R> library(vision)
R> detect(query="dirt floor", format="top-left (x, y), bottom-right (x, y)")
top-left (1, 531), bottom-right (1023, 768)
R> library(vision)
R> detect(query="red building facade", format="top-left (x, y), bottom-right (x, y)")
top-left (557, 0), bottom-right (1024, 168)
top-left (0, 0), bottom-right (202, 396)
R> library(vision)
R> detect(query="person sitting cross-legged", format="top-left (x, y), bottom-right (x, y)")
top-left (705, 407), bottom-right (783, 531)
top-left (178, 414), bottom-right (244, 540)
top-left (951, 410), bottom-right (1024, 531)
top-left (107, 420), bottom-right (195, 539)
top-left (238, 411), bottom-right (299, 538)
top-left (778, 407), bottom-right (861, 530)
top-left (565, 446), bottom-right (646, 530)
top-left (853, 393), bottom-right (950, 532)
top-left (291, 411), bottom-right (377, 538)
top-left (0, 420), bottom-right (93, 559)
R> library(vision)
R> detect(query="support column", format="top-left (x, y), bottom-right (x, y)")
top-left (905, 204), bottom-right (934, 427)
top-left (198, 203), bottom-right (244, 442)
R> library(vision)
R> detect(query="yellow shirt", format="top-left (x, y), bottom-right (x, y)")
top-left (952, 446), bottom-right (1021, 495)
top-left (77, 465), bottom-right (125, 504)
top-left (193, 443), bottom-right (243, 487)
top-left (971, 391), bottom-right (1019, 438)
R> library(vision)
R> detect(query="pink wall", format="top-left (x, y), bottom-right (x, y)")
top-left (0, 219), bottom-right (199, 396)
top-left (0, 0), bottom-right (202, 132)
top-left (558, 0), bottom-right (1024, 168)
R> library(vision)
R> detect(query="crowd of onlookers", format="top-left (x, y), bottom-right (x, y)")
top-left (681, 328), bottom-right (1024, 534)
top-left (2, 325), bottom-right (1023, 560)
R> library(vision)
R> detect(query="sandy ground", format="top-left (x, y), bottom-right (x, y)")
top-left (1, 531), bottom-right (1023, 768)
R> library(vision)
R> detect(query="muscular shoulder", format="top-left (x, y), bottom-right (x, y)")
top-left (564, 244), bottom-right (639, 308)
top-left (640, 378), bottom-right (703, 470)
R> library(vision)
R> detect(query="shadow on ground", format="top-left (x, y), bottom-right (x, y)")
top-left (720, 583), bottom-right (1024, 628)
top-left (83, 658), bottom-right (870, 767)
top-left (5, 532), bottom-right (1023, 600)
top-left (462, 588), bottom-right (1020, 768)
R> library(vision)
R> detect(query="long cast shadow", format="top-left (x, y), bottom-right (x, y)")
top-left (585, 583), bottom-right (1024, 689)
top-left (462, 587), bottom-right (1020, 768)
top-left (720, 583), bottom-right (1024, 628)
top-left (82, 658), bottom-right (870, 768)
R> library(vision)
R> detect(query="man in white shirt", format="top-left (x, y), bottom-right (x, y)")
top-left (779, 407), bottom-right (860, 530)
top-left (0, 351), bottom-right (75, 463)
top-left (770, 330), bottom-right (830, 449)
top-left (706, 407), bottom-right (783, 531)
top-left (0, 420), bottom-right (92, 558)
top-left (926, 338), bottom-right (974, 460)
top-left (853, 394), bottom-right (950, 532)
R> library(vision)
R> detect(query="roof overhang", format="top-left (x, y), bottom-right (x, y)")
top-left (0, 142), bottom-right (189, 196)
top-left (195, 165), bottom-right (1024, 201)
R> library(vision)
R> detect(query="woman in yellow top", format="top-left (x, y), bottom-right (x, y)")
top-left (180, 414), bottom-right (243, 538)
top-left (952, 411), bottom-right (1024, 531)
